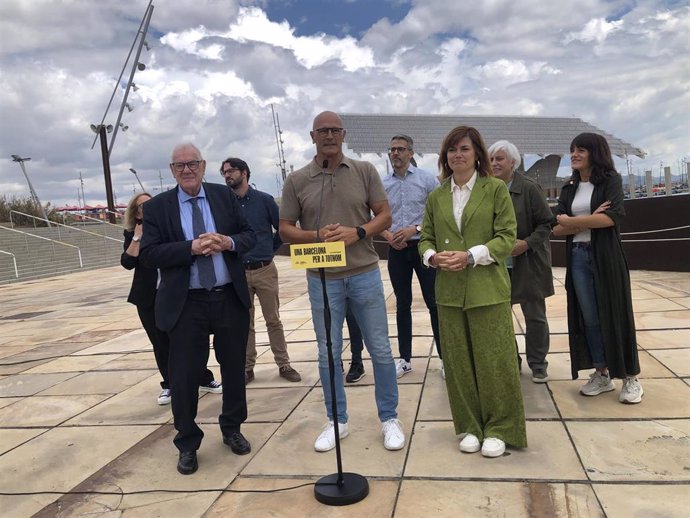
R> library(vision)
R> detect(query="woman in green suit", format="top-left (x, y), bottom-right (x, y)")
top-left (419, 126), bottom-right (527, 458)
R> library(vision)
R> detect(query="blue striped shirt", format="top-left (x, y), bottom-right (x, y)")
top-left (382, 165), bottom-right (439, 236)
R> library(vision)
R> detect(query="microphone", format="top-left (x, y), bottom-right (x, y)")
top-left (315, 160), bottom-right (328, 243)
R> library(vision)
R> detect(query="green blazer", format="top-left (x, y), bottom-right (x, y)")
top-left (419, 174), bottom-right (516, 309)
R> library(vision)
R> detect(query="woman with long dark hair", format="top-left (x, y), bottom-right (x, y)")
top-left (553, 132), bottom-right (642, 403)
top-left (419, 126), bottom-right (526, 458)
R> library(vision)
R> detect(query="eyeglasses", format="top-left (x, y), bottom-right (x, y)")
top-left (314, 127), bottom-right (344, 137)
top-left (171, 160), bottom-right (202, 172)
top-left (221, 167), bottom-right (241, 176)
top-left (388, 146), bottom-right (409, 154)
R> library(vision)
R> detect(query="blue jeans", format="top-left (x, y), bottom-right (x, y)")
top-left (570, 245), bottom-right (606, 368)
top-left (307, 268), bottom-right (398, 424)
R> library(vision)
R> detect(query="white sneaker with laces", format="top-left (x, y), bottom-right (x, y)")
top-left (619, 376), bottom-right (644, 404)
top-left (382, 418), bottom-right (405, 450)
top-left (157, 388), bottom-right (171, 405)
top-left (314, 421), bottom-right (349, 452)
top-left (580, 371), bottom-right (614, 396)
top-left (459, 433), bottom-right (480, 453)
top-left (395, 359), bottom-right (412, 378)
top-left (481, 437), bottom-right (506, 458)
top-left (199, 380), bottom-right (223, 394)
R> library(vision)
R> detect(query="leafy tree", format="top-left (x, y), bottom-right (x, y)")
top-left (0, 195), bottom-right (58, 226)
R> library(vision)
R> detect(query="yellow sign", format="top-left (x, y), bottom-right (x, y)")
top-left (290, 241), bottom-right (347, 269)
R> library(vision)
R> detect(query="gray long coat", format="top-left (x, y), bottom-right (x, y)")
top-left (509, 173), bottom-right (555, 303)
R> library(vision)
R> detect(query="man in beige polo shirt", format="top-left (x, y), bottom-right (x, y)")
top-left (279, 111), bottom-right (405, 453)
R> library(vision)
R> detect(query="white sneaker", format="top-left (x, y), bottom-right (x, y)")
top-left (481, 437), bottom-right (506, 458)
top-left (395, 359), bottom-right (412, 378)
top-left (314, 421), bottom-right (349, 452)
top-left (580, 371), bottom-right (614, 396)
top-left (382, 418), bottom-right (405, 450)
top-left (619, 376), bottom-right (644, 404)
top-left (157, 388), bottom-right (171, 405)
top-left (459, 433), bottom-right (480, 453)
top-left (199, 380), bottom-right (223, 394)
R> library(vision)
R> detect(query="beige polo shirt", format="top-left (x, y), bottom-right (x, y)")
top-left (280, 156), bottom-right (387, 279)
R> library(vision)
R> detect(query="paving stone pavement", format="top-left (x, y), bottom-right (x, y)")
top-left (0, 257), bottom-right (688, 517)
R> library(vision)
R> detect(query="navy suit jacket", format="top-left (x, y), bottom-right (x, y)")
top-left (139, 182), bottom-right (256, 332)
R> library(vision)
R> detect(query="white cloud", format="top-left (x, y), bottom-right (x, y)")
top-left (564, 17), bottom-right (624, 44)
top-left (473, 59), bottom-right (561, 85)
top-left (224, 7), bottom-right (375, 71)
top-left (0, 1), bottom-right (688, 206)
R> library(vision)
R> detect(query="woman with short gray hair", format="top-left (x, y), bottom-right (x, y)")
top-left (488, 140), bottom-right (555, 383)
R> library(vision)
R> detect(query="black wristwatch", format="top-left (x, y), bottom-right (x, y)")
top-left (467, 251), bottom-right (475, 267)
top-left (356, 226), bottom-right (366, 240)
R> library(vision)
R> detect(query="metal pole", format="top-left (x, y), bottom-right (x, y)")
top-left (79, 171), bottom-right (86, 211)
top-left (12, 156), bottom-right (49, 224)
top-left (98, 125), bottom-right (117, 224)
top-left (90, 0), bottom-right (152, 150)
top-left (130, 168), bottom-right (145, 190)
top-left (109, 3), bottom-right (155, 155)
top-left (158, 169), bottom-right (164, 191)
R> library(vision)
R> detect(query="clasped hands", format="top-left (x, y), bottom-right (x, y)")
top-left (432, 250), bottom-right (470, 271)
top-left (192, 232), bottom-right (232, 256)
top-left (318, 223), bottom-right (360, 246)
top-left (382, 226), bottom-right (417, 250)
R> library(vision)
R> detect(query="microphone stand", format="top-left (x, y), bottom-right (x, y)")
top-left (313, 160), bottom-right (368, 506)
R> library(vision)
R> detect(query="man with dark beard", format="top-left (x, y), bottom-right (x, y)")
top-left (221, 157), bottom-right (301, 385)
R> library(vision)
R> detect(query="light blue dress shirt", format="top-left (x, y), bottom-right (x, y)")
top-left (382, 165), bottom-right (439, 239)
top-left (177, 185), bottom-right (231, 289)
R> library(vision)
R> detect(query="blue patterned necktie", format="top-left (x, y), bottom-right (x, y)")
top-left (189, 197), bottom-right (216, 290)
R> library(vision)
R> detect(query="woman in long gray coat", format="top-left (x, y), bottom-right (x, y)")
top-left (488, 140), bottom-right (555, 383)
top-left (553, 133), bottom-right (642, 404)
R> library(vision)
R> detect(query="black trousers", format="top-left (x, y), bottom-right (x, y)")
top-left (136, 300), bottom-right (215, 390)
top-left (167, 287), bottom-right (249, 452)
top-left (387, 243), bottom-right (441, 360)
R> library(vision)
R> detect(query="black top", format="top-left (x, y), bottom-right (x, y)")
top-left (121, 229), bottom-right (157, 308)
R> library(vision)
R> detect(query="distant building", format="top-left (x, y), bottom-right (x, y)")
top-left (340, 113), bottom-right (645, 199)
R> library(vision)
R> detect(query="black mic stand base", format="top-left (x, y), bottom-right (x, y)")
top-left (314, 472), bottom-right (369, 506)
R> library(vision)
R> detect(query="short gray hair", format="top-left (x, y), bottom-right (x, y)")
top-left (488, 140), bottom-right (521, 173)
top-left (170, 142), bottom-right (203, 161)
top-left (391, 134), bottom-right (414, 151)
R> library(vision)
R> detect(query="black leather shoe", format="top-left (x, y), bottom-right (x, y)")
top-left (223, 432), bottom-right (251, 455)
top-left (177, 451), bottom-right (198, 475)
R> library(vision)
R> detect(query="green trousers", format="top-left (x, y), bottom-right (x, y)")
top-left (439, 302), bottom-right (527, 448)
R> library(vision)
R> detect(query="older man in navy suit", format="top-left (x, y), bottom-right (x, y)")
top-left (140, 143), bottom-right (256, 475)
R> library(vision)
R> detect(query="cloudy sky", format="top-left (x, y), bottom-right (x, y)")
top-left (0, 0), bottom-right (688, 207)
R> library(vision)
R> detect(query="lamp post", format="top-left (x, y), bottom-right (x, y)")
top-left (11, 154), bottom-right (49, 224)
top-left (89, 1), bottom-right (154, 225)
top-left (78, 171), bottom-right (86, 213)
top-left (129, 168), bottom-right (145, 191)
top-left (90, 124), bottom-right (117, 224)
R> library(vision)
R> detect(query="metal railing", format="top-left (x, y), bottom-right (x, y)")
top-left (0, 225), bottom-right (83, 268)
top-left (75, 212), bottom-right (124, 227)
top-left (0, 249), bottom-right (18, 278)
top-left (9, 210), bottom-right (123, 243)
